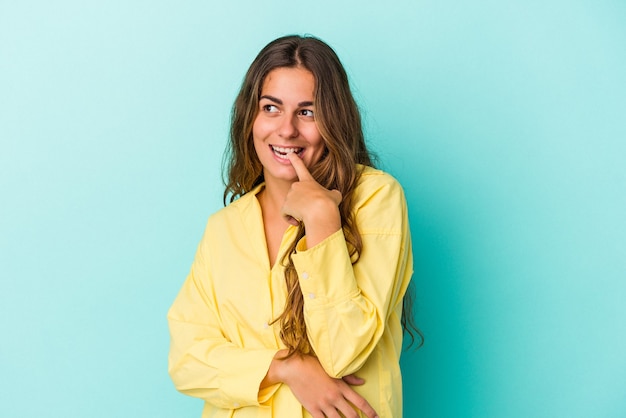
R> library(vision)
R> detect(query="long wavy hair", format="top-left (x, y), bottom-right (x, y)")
top-left (223, 35), bottom-right (422, 355)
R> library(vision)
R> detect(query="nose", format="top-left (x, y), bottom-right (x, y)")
top-left (278, 115), bottom-right (298, 138)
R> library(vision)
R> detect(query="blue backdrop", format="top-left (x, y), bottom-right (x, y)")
top-left (1, 1), bottom-right (625, 417)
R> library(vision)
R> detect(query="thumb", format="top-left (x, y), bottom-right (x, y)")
top-left (342, 374), bottom-right (365, 386)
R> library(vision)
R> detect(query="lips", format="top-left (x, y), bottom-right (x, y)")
top-left (271, 145), bottom-right (304, 158)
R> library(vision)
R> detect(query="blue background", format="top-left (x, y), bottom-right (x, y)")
top-left (1, 1), bottom-right (625, 417)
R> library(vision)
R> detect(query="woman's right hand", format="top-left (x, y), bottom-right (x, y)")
top-left (262, 350), bottom-right (378, 418)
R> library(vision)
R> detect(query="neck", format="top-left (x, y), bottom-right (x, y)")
top-left (256, 178), bottom-right (295, 267)
top-left (259, 177), bottom-right (294, 211)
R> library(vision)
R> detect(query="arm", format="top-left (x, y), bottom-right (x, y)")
top-left (261, 350), bottom-right (379, 418)
top-left (292, 172), bottom-right (412, 378)
top-left (167, 232), bottom-right (280, 409)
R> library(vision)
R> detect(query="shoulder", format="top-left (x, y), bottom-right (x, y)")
top-left (352, 165), bottom-right (408, 231)
top-left (353, 165), bottom-right (406, 205)
top-left (204, 188), bottom-right (259, 232)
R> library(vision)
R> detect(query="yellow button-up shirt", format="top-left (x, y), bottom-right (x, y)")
top-left (168, 165), bottom-right (413, 417)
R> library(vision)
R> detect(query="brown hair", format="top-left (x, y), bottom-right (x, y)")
top-left (223, 35), bottom-right (421, 355)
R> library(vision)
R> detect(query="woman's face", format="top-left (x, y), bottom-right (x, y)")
top-left (252, 66), bottom-right (326, 186)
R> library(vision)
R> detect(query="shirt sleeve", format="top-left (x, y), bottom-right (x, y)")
top-left (167, 229), bottom-right (281, 410)
top-left (291, 173), bottom-right (413, 378)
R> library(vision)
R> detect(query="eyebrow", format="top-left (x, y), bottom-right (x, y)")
top-left (260, 95), bottom-right (314, 107)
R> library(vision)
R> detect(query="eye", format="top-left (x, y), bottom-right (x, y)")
top-left (262, 104), bottom-right (279, 113)
top-left (299, 109), bottom-right (314, 118)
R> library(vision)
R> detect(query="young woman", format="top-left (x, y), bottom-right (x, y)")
top-left (168, 35), bottom-right (419, 418)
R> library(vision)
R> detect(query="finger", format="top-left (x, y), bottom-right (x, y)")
top-left (321, 407), bottom-right (342, 418)
top-left (343, 388), bottom-right (378, 418)
top-left (333, 398), bottom-right (359, 418)
top-left (342, 374), bottom-right (365, 386)
top-left (283, 214), bottom-right (301, 226)
top-left (286, 152), bottom-right (314, 181)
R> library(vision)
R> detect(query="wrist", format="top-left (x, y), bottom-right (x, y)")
top-left (262, 349), bottom-right (289, 388)
top-left (302, 201), bottom-right (341, 248)
top-left (272, 349), bottom-right (290, 382)
top-left (302, 198), bottom-right (340, 225)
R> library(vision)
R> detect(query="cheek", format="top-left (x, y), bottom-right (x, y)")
top-left (251, 117), bottom-right (261, 139)
top-left (311, 131), bottom-right (325, 151)
top-left (302, 124), bottom-right (322, 144)
top-left (252, 121), bottom-right (266, 151)
top-left (252, 115), bottom-right (274, 137)
top-left (252, 135), bottom-right (265, 160)
top-left (251, 120), bottom-right (264, 152)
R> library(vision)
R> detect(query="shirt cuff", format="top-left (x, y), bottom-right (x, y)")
top-left (220, 348), bottom-right (279, 408)
top-left (292, 229), bottom-right (360, 306)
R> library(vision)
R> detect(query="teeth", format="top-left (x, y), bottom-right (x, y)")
top-left (272, 145), bottom-right (302, 155)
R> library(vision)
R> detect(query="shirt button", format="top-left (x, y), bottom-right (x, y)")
top-left (308, 293), bottom-right (315, 299)
top-left (263, 323), bottom-right (269, 329)
top-left (302, 272), bottom-right (309, 280)
top-left (234, 402), bottom-right (240, 408)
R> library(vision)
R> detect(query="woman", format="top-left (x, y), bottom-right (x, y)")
top-left (168, 34), bottom-right (419, 417)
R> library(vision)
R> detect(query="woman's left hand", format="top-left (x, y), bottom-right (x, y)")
top-left (282, 153), bottom-right (342, 248)
top-left (262, 351), bottom-right (379, 418)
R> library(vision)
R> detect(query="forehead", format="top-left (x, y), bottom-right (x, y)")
top-left (261, 67), bottom-right (316, 99)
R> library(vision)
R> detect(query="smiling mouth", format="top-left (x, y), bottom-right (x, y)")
top-left (271, 145), bottom-right (304, 158)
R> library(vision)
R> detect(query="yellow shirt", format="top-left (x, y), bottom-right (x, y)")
top-left (168, 165), bottom-right (413, 417)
